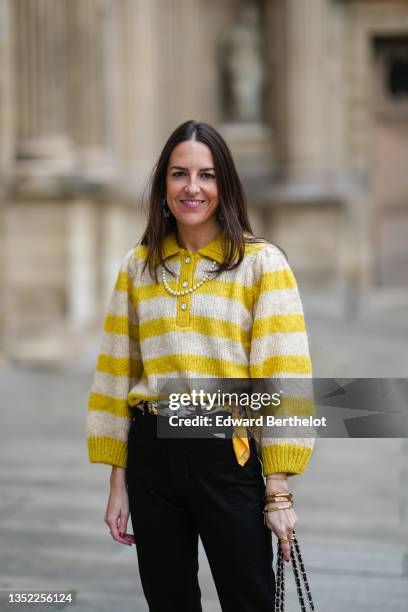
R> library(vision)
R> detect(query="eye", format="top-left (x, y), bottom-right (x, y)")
top-left (201, 173), bottom-right (216, 179)
top-left (172, 171), bottom-right (186, 177)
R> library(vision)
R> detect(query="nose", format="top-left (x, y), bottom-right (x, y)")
top-left (185, 179), bottom-right (200, 195)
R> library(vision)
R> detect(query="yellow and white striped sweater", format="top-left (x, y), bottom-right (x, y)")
top-left (86, 230), bottom-right (315, 476)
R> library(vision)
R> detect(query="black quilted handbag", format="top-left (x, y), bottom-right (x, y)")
top-left (274, 531), bottom-right (316, 611)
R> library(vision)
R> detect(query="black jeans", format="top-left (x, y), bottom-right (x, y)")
top-left (125, 409), bottom-right (275, 612)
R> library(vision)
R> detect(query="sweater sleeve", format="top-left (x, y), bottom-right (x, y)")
top-left (86, 247), bottom-right (143, 467)
top-left (249, 245), bottom-right (315, 477)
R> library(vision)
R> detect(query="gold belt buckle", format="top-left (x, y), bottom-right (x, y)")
top-left (139, 400), bottom-right (159, 415)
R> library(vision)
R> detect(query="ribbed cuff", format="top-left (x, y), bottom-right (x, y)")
top-left (87, 437), bottom-right (128, 468)
top-left (261, 443), bottom-right (313, 477)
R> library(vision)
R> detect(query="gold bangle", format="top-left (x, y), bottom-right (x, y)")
top-left (264, 490), bottom-right (293, 496)
top-left (264, 493), bottom-right (293, 502)
top-left (264, 492), bottom-right (293, 499)
top-left (264, 503), bottom-right (293, 512)
top-left (264, 499), bottom-right (293, 505)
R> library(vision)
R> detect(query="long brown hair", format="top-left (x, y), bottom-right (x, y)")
top-left (139, 120), bottom-right (269, 281)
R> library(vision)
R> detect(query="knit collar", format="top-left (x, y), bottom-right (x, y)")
top-left (162, 230), bottom-right (225, 263)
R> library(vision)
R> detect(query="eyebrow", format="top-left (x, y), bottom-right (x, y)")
top-left (169, 166), bottom-right (215, 172)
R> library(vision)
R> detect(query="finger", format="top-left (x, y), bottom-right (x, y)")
top-left (280, 541), bottom-right (292, 562)
top-left (112, 524), bottom-right (131, 545)
top-left (120, 532), bottom-right (136, 544)
top-left (287, 527), bottom-right (294, 540)
top-left (117, 516), bottom-right (133, 545)
top-left (107, 520), bottom-right (133, 546)
top-left (117, 526), bottom-right (134, 545)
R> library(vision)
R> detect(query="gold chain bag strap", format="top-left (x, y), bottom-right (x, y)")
top-left (274, 531), bottom-right (316, 612)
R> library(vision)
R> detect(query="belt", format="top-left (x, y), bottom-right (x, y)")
top-left (130, 399), bottom-right (251, 467)
top-left (132, 399), bottom-right (234, 416)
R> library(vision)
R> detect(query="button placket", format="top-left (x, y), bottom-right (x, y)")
top-left (176, 251), bottom-right (195, 327)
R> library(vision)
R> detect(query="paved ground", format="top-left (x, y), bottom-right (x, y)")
top-left (0, 292), bottom-right (407, 611)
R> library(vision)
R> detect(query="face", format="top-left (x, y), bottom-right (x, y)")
top-left (165, 140), bottom-right (220, 233)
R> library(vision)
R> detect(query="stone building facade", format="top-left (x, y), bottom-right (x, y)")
top-left (1, 0), bottom-right (408, 364)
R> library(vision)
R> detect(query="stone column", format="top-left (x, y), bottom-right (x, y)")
top-left (66, 199), bottom-right (102, 327)
top-left (64, 0), bottom-right (121, 335)
top-left (66, 0), bottom-right (119, 186)
top-left (0, 0), bottom-right (13, 357)
top-left (281, 0), bottom-right (329, 183)
top-left (12, 0), bottom-right (75, 195)
top-left (117, 0), bottom-right (160, 180)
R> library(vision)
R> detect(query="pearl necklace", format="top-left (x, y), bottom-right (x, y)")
top-left (161, 259), bottom-right (218, 296)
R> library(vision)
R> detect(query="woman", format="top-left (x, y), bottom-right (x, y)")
top-left (86, 120), bottom-right (314, 611)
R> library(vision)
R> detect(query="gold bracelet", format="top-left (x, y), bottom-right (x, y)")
top-left (264, 503), bottom-right (293, 512)
top-left (264, 491), bottom-right (293, 498)
top-left (264, 500), bottom-right (293, 509)
top-left (264, 498), bottom-right (293, 507)
top-left (264, 492), bottom-right (293, 502)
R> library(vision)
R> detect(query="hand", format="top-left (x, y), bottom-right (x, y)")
top-left (104, 481), bottom-right (135, 547)
top-left (264, 476), bottom-right (296, 562)
top-left (264, 506), bottom-right (297, 562)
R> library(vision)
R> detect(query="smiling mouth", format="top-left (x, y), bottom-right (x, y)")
top-left (179, 199), bottom-right (206, 207)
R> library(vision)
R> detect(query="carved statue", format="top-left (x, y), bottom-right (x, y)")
top-left (219, 2), bottom-right (264, 122)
